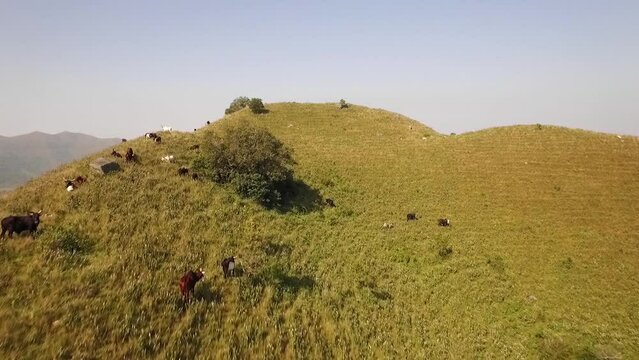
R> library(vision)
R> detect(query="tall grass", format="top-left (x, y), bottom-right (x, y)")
top-left (0, 103), bottom-right (637, 358)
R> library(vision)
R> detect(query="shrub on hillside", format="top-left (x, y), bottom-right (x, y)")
top-left (193, 122), bottom-right (294, 205)
top-left (248, 98), bottom-right (268, 114)
top-left (339, 99), bottom-right (348, 109)
top-left (224, 96), bottom-right (250, 115)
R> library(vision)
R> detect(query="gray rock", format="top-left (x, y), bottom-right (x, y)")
top-left (90, 158), bottom-right (121, 174)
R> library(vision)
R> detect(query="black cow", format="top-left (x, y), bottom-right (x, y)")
top-left (206, 121), bottom-right (210, 125)
top-left (121, 138), bottom-right (127, 142)
top-left (192, 173), bottom-right (199, 180)
top-left (111, 149), bottom-right (123, 158)
top-left (325, 198), bottom-right (336, 207)
top-left (438, 218), bottom-right (450, 227)
top-left (1, 211), bottom-right (42, 239)
top-left (407, 213), bottom-right (417, 221)
top-left (221, 257), bottom-right (235, 278)
top-left (179, 268), bottom-right (205, 303)
top-left (145, 132), bottom-right (158, 139)
top-left (188, 144), bottom-right (200, 150)
top-left (154, 136), bottom-right (162, 143)
top-left (178, 167), bottom-right (189, 176)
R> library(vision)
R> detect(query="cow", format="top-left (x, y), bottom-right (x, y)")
top-left (154, 136), bottom-right (162, 143)
top-left (65, 180), bottom-right (76, 192)
top-left (407, 213), bottom-right (417, 221)
top-left (192, 173), bottom-right (199, 180)
top-left (194, 128), bottom-right (197, 132)
top-left (206, 121), bottom-right (210, 125)
top-left (121, 138), bottom-right (127, 142)
top-left (161, 125), bottom-right (172, 132)
top-left (178, 268), bottom-right (205, 304)
top-left (145, 132), bottom-right (158, 139)
top-left (74, 176), bottom-right (87, 185)
top-left (221, 257), bottom-right (235, 278)
top-left (438, 218), bottom-right (451, 227)
top-left (177, 167), bottom-right (189, 176)
top-left (1, 211), bottom-right (42, 239)
top-left (188, 144), bottom-right (200, 150)
top-left (125, 148), bottom-right (135, 162)
top-left (382, 222), bottom-right (394, 229)
top-left (161, 155), bottom-right (174, 162)
top-left (64, 176), bottom-right (86, 191)
top-left (111, 149), bottom-right (123, 158)
top-left (325, 198), bottom-right (336, 207)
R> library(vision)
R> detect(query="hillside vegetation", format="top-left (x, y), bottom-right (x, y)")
top-left (0, 103), bottom-right (638, 359)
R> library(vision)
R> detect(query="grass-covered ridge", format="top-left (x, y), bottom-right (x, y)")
top-left (0, 102), bottom-right (638, 359)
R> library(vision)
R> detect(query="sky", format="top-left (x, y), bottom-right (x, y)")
top-left (0, 0), bottom-right (638, 138)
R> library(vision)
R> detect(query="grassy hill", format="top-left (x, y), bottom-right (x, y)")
top-left (0, 131), bottom-right (121, 191)
top-left (0, 103), bottom-right (637, 359)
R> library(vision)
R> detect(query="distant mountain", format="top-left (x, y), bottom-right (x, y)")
top-left (0, 131), bottom-right (120, 190)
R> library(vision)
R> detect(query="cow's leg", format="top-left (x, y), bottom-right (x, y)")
top-left (8, 229), bottom-right (14, 239)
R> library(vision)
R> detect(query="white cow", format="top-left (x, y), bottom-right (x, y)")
top-left (161, 125), bottom-right (173, 132)
top-left (161, 155), bottom-right (175, 163)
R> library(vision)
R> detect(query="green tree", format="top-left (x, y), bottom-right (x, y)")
top-left (248, 98), bottom-right (267, 114)
top-left (224, 96), bottom-right (250, 115)
top-left (193, 122), bottom-right (294, 205)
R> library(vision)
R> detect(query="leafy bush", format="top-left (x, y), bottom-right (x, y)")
top-left (194, 122), bottom-right (294, 205)
top-left (248, 98), bottom-right (267, 114)
top-left (224, 96), bottom-right (250, 115)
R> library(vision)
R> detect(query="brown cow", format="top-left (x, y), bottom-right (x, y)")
top-left (178, 167), bottom-right (189, 176)
top-left (407, 213), bottom-right (417, 221)
top-left (125, 148), bottom-right (135, 162)
top-left (179, 268), bottom-right (205, 303)
top-left (111, 149), bottom-right (123, 158)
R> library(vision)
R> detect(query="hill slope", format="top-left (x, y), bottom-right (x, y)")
top-left (0, 103), bottom-right (637, 359)
top-left (0, 131), bottom-right (121, 191)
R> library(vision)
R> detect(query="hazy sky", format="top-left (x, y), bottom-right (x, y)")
top-left (1, 0), bottom-right (638, 138)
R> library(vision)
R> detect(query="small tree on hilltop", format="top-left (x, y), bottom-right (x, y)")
top-left (193, 122), bottom-right (294, 205)
top-left (225, 96), bottom-right (250, 115)
top-left (339, 99), bottom-right (348, 109)
top-left (248, 98), bottom-right (267, 114)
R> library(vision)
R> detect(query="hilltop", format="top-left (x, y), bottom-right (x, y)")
top-left (0, 103), bottom-right (638, 359)
top-left (0, 131), bottom-right (120, 191)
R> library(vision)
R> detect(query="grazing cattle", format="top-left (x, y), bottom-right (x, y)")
top-left (177, 167), bottom-right (189, 176)
top-left (325, 198), bottom-right (336, 207)
top-left (161, 155), bottom-right (174, 162)
top-left (192, 173), bottom-right (199, 180)
top-left (74, 176), bottom-right (87, 185)
top-left (221, 257), bottom-right (235, 278)
top-left (188, 144), bottom-right (200, 150)
top-left (64, 176), bottom-right (87, 191)
top-left (111, 149), bottom-right (123, 158)
top-left (178, 268), bottom-right (205, 303)
top-left (1, 211), bottom-right (42, 239)
top-left (206, 121), bottom-right (210, 125)
top-left (382, 222), bottom-right (394, 229)
top-left (194, 128), bottom-right (197, 132)
top-left (145, 132), bottom-right (158, 139)
top-left (154, 136), bottom-right (162, 143)
top-left (121, 138), bottom-right (127, 142)
top-left (65, 180), bottom-right (76, 192)
top-left (125, 148), bottom-right (135, 162)
top-left (407, 213), bottom-right (417, 221)
top-left (438, 218), bottom-right (450, 227)
top-left (161, 125), bottom-right (172, 132)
